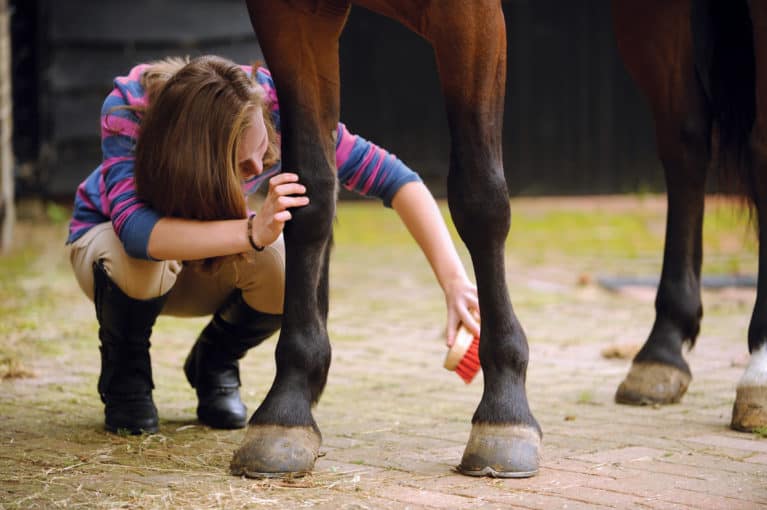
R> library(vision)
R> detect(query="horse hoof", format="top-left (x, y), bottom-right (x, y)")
top-left (615, 361), bottom-right (691, 405)
top-left (731, 386), bottom-right (767, 432)
top-left (457, 424), bottom-right (540, 478)
top-left (230, 425), bottom-right (321, 478)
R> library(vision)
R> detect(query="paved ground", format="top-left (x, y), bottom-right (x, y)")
top-left (1, 196), bottom-right (766, 509)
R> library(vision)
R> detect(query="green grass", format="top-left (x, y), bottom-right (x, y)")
top-left (576, 390), bottom-right (595, 405)
top-left (333, 195), bottom-right (757, 277)
top-left (504, 198), bottom-right (756, 275)
top-left (358, 196), bottom-right (753, 262)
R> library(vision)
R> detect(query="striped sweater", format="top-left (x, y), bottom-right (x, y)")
top-left (67, 63), bottom-right (421, 259)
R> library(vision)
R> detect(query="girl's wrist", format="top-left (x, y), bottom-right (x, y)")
top-left (441, 270), bottom-right (470, 293)
top-left (246, 214), bottom-right (265, 251)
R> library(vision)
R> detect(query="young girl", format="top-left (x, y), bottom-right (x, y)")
top-left (67, 55), bottom-right (480, 434)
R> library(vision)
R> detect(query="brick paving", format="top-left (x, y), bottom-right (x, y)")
top-left (1, 201), bottom-right (766, 509)
top-left (281, 245), bottom-right (766, 508)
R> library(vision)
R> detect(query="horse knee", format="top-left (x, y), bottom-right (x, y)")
top-left (448, 169), bottom-right (510, 249)
top-left (660, 115), bottom-right (711, 180)
top-left (680, 116), bottom-right (709, 150)
top-left (286, 174), bottom-right (337, 245)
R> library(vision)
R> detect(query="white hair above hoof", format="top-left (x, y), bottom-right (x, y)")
top-left (731, 346), bottom-right (767, 432)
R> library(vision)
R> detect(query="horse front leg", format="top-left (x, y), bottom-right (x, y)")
top-left (427, 1), bottom-right (540, 477)
top-left (230, 0), bottom-right (350, 477)
top-left (612, 1), bottom-right (710, 406)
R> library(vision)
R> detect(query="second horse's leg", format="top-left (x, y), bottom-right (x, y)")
top-left (732, 0), bottom-right (767, 431)
top-left (613, 1), bottom-right (711, 405)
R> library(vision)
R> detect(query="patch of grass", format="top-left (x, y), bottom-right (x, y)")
top-left (331, 196), bottom-right (757, 277)
top-left (115, 428), bottom-right (135, 438)
top-left (334, 202), bottom-right (414, 247)
top-left (45, 202), bottom-right (70, 224)
top-left (577, 390), bottom-right (595, 405)
top-left (0, 249), bottom-right (39, 284)
top-left (754, 426), bottom-right (767, 439)
top-left (0, 356), bottom-right (35, 380)
top-left (505, 198), bottom-right (757, 275)
top-left (512, 210), bottom-right (651, 258)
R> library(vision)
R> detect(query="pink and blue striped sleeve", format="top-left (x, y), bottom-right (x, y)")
top-left (254, 67), bottom-right (421, 205)
top-left (335, 123), bottom-right (421, 207)
top-left (100, 66), bottom-right (161, 259)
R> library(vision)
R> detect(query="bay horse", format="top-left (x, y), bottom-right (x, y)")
top-left (612, 0), bottom-right (766, 425)
top-left (229, 0), bottom-right (767, 478)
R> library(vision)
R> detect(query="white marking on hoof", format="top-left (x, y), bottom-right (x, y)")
top-left (732, 346), bottom-right (767, 432)
top-left (737, 345), bottom-right (767, 388)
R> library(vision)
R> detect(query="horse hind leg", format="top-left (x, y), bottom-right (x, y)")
top-left (614, 105), bottom-right (709, 406)
top-left (731, 188), bottom-right (767, 426)
top-left (612, 1), bottom-right (710, 406)
top-left (732, 0), bottom-right (767, 432)
top-left (734, 165), bottom-right (767, 430)
top-left (733, 348), bottom-right (767, 431)
top-left (427, 1), bottom-right (540, 477)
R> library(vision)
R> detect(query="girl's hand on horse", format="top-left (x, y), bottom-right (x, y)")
top-left (445, 276), bottom-right (480, 347)
top-left (250, 173), bottom-right (309, 247)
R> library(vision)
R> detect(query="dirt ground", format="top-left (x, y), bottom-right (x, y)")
top-left (1, 195), bottom-right (766, 509)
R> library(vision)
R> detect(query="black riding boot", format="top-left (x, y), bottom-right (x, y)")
top-left (93, 260), bottom-right (169, 435)
top-left (183, 290), bottom-right (281, 429)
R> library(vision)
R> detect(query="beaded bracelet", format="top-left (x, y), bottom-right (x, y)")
top-left (247, 214), bottom-right (265, 252)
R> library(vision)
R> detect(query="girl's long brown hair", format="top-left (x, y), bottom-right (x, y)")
top-left (133, 55), bottom-right (279, 222)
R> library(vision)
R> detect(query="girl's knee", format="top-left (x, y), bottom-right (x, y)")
top-left (69, 223), bottom-right (181, 301)
top-left (113, 258), bottom-right (182, 300)
top-left (238, 240), bottom-right (285, 314)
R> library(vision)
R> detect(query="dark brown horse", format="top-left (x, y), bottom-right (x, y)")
top-left (612, 0), bottom-right (766, 428)
top-left (229, 0), bottom-right (767, 478)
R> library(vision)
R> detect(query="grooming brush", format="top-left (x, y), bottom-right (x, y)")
top-left (444, 324), bottom-right (480, 384)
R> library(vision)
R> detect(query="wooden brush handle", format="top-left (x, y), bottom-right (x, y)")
top-left (444, 325), bottom-right (476, 371)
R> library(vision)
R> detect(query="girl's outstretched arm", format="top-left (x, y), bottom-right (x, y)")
top-left (390, 181), bottom-right (480, 346)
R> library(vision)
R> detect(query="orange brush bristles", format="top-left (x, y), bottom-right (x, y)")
top-left (444, 324), bottom-right (481, 383)
top-left (454, 334), bottom-right (480, 384)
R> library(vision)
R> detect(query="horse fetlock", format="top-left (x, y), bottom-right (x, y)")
top-left (275, 329), bottom-right (331, 373)
top-left (655, 292), bottom-right (702, 342)
top-left (230, 424), bottom-right (321, 478)
top-left (458, 423), bottom-right (540, 478)
top-left (615, 361), bottom-right (691, 405)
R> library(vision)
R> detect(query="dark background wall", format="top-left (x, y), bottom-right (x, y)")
top-left (11, 0), bottom-right (264, 197)
top-left (10, 0), bottom-right (662, 200)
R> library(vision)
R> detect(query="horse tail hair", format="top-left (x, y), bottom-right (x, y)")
top-left (692, 0), bottom-right (756, 204)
